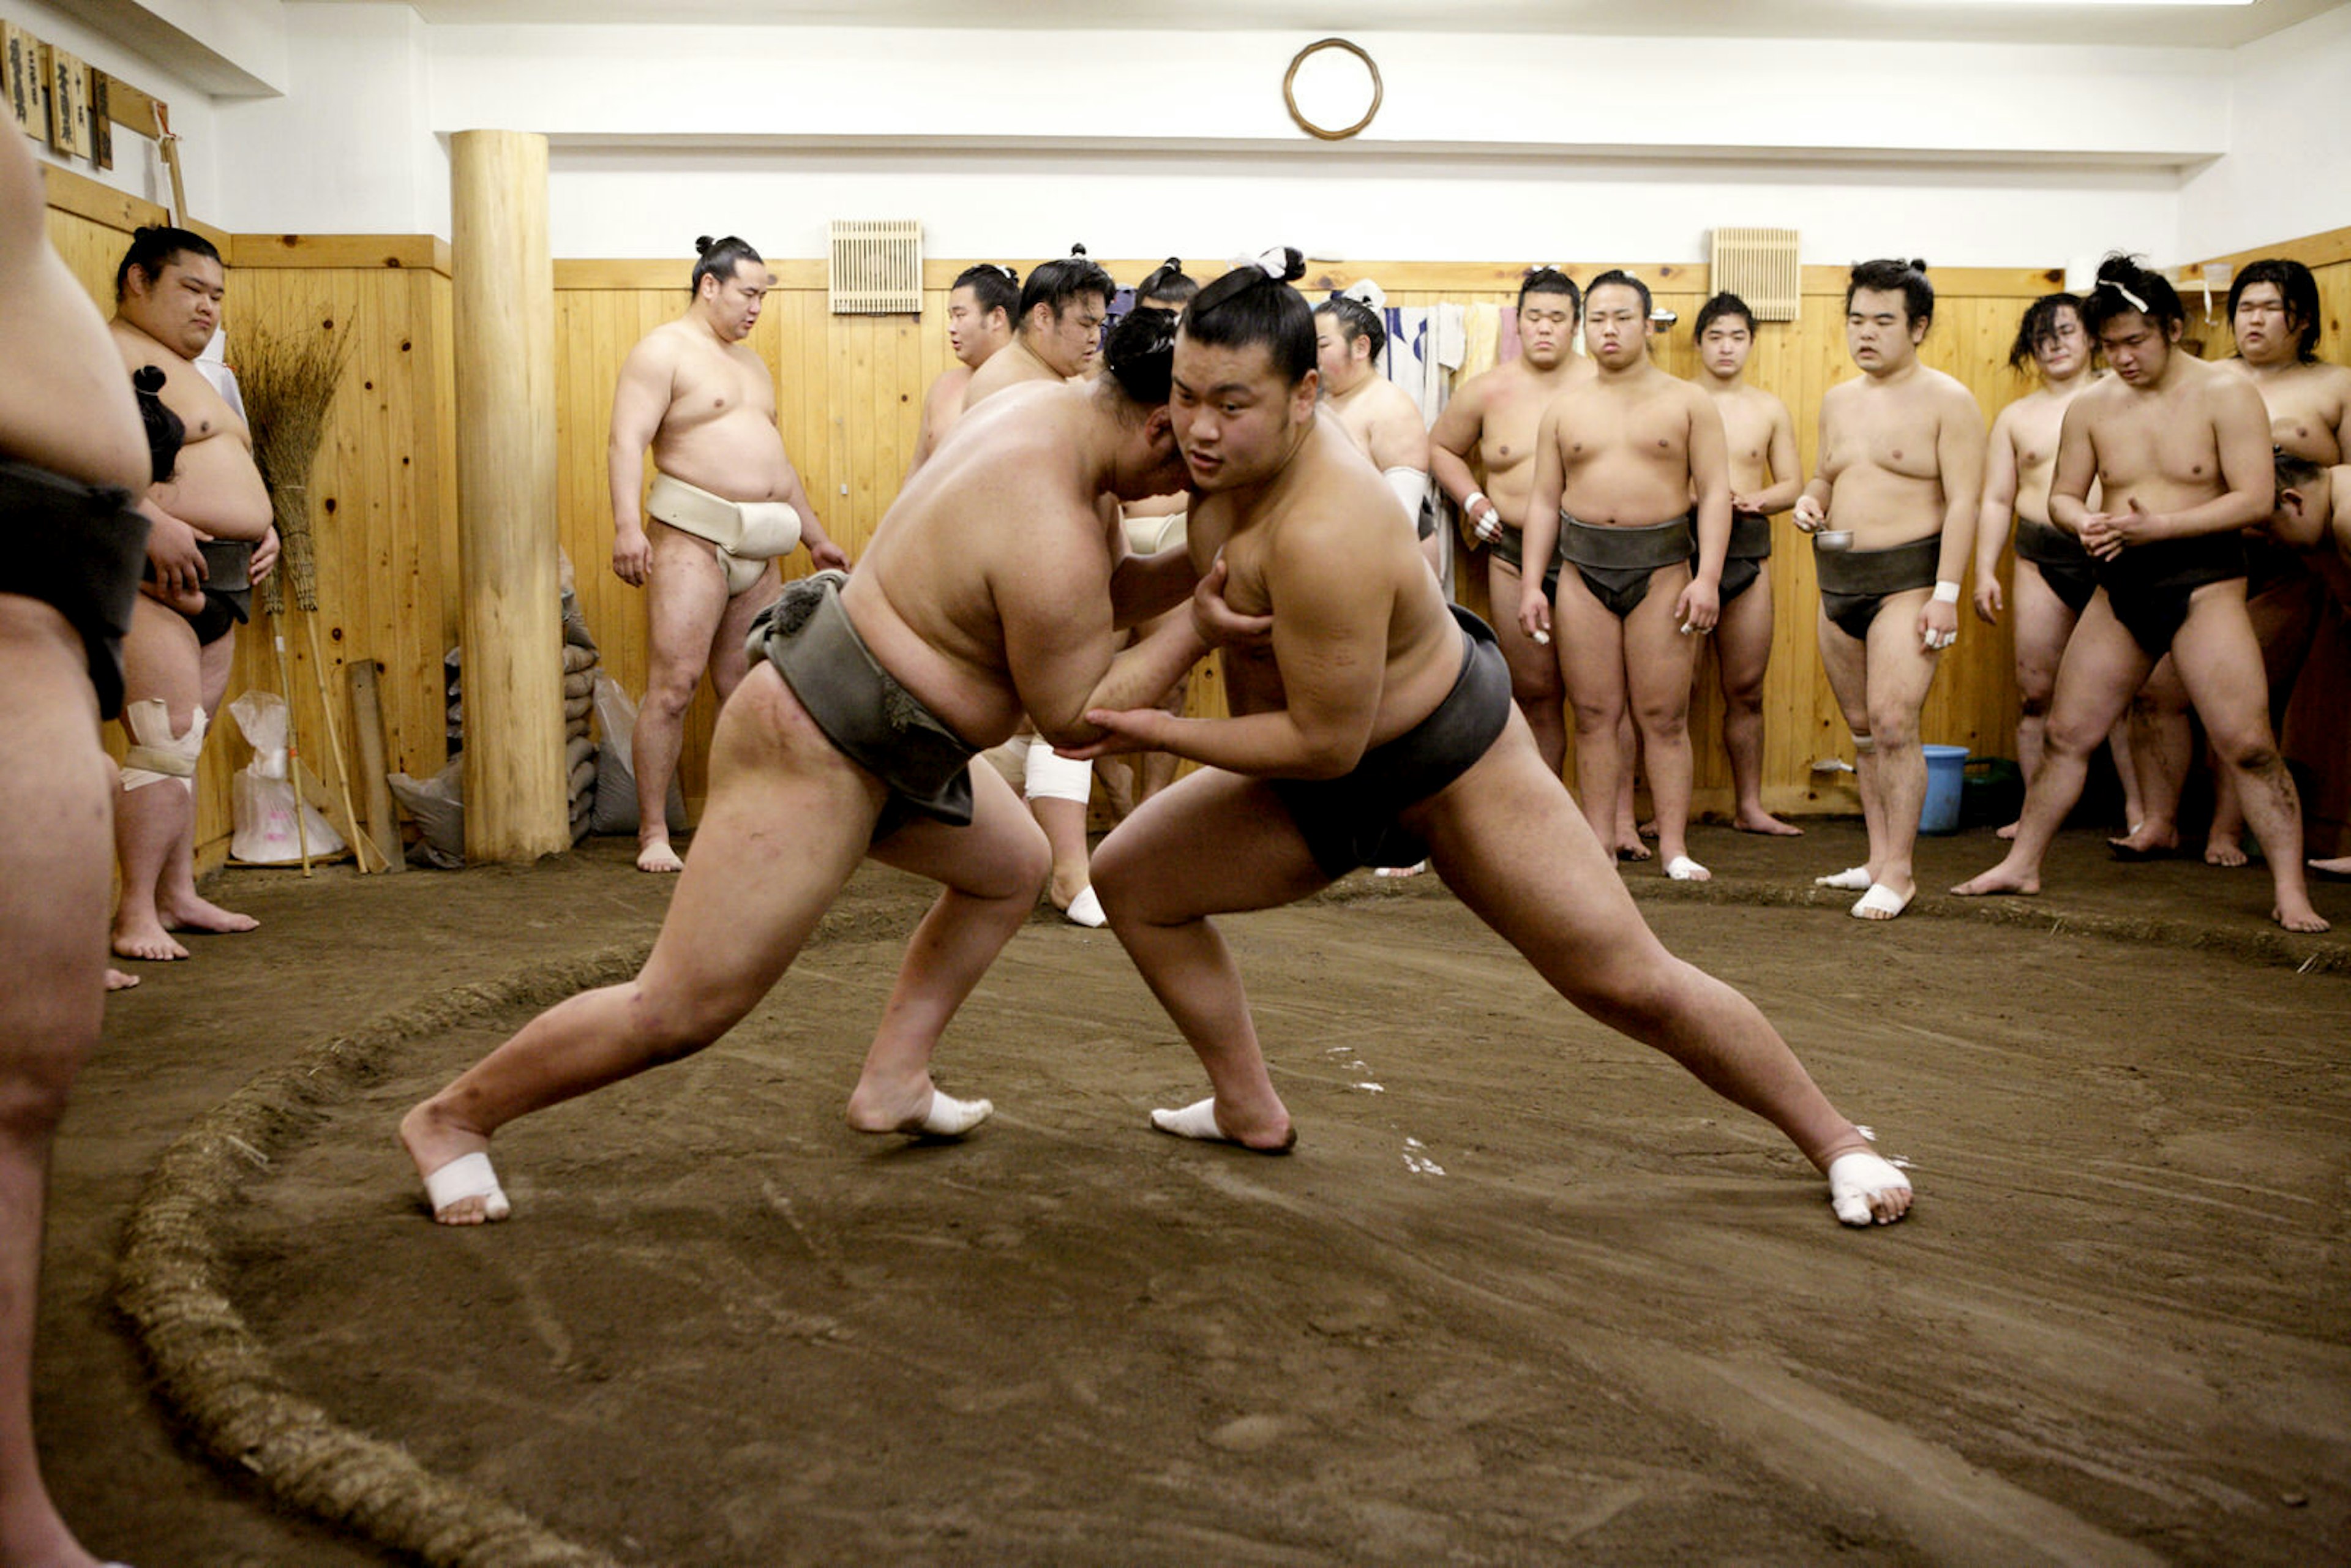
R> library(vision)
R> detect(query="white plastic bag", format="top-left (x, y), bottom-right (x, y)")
top-left (589, 673), bottom-right (686, 836)
top-left (227, 691), bottom-right (347, 865)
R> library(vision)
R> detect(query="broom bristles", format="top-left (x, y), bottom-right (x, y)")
top-left (234, 318), bottom-right (350, 614)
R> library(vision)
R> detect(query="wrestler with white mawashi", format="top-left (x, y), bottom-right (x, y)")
top-left (610, 236), bottom-right (849, 873)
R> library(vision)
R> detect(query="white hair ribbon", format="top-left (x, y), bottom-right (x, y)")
top-left (1341, 277), bottom-right (1387, 312)
top-left (2098, 276), bottom-right (2150, 314)
top-left (1232, 247), bottom-right (1290, 280)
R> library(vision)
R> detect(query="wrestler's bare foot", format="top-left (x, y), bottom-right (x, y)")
top-left (1951, 863), bottom-right (2039, 898)
top-left (160, 890), bottom-right (258, 935)
top-left (1149, 1095), bottom-right (1295, 1153)
top-left (2203, 835), bottom-right (2249, 868)
top-left (2273, 902), bottom-right (2331, 935)
top-left (1820, 1140), bottom-right (1913, 1226)
top-left (1733, 808), bottom-right (1804, 837)
top-left (110, 910), bottom-right (188, 962)
top-left (1995, 819), bottom-right (2020, 841)
top-left (2311, 855), bottom-right (2351, 879)
top-left (105, 966), bottom-right (139, 991)
top-left (2109, 822), bottom-right (2178, 857)
top-left (1633, 817), bottom-right (1658, 841)
top-left (398, 1101), bottom-right (505, 1225)
top-left (846, 1078), bottom-right (994, 1138)
top-left (1614, 838), bottom-right (1653, 863)
top-left (636, 835), bottom-right (685, 874)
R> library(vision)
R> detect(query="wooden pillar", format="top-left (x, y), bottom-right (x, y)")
top-left (451, 129), bottom-right (567, 862)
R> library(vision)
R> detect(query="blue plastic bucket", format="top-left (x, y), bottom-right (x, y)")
top-left (1919, 745), bottom-right (1970, 835)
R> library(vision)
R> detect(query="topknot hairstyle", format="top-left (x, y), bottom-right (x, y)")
top-left (2078, 252), bottom-right (2184, 339)
top-left (1846, 258), bottom-right (1933, 326)
top-left (1019, 244), bottom-right (1116, 321)
top-left (1518, 266), bottom-right (1581, 317)
top-left (951, 263), bottom-right (1021, 321)
top-left (690, 234), bottom-right (765, 299)
top-left (1104, 306), bottom-right (1178, 405)
top-left (1314, 291), bottom-right (1387, 364)
top-left (1136, 257), bottom-right (1201, 309)
top-left (114, 225), bottom-right (223, 303)
top-left (1182, 247), bottom-right (1316, 385)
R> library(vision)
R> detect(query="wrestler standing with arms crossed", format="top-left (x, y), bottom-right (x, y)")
top-left (0, 118), bottom-right (154, 1568)
top-left (612, 235), bottom-right (849, 874)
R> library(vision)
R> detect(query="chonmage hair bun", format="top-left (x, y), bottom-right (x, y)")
top-left (1070, 242), bottom-right (1088, 257)
top-left (1908, 258), bottom-right (1929, 272)
top-left (694, 236), bottom-right (715, 255)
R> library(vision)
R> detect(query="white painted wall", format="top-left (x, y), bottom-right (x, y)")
top-left (3, 0), bottom-right (221, 218)
top-left (544, 144), bottom-right (2182, 273)
top-left (212, 2), bottom-right (444, 236)
top-left (2177, 4), bottom-right (2351, 261)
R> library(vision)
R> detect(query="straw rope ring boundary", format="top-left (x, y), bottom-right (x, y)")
top-left (108, 872), bottom-right (2342, 1563)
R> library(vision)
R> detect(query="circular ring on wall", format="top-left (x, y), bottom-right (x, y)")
top-left (1283, 38), bottom-right (1382, 142)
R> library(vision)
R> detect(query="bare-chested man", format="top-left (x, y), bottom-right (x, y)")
top-left (1954, 256), bottom-right (2327, 932)
top-left (612, 235), bottom-right (849, 874)
top-left (964, 246), bottom-right (1120, 923)
top-left (1313, 288), bottom-right (1438, 576)
top-left (903, 263), bottom-right (1018, 480)
top-left (1972, 293), bottom-right (2139, 839)
top-left (0, 118), bottom-right (154, 1568)
top-left (1430, 269), bottom-right (1594, 789)
top-left (1070, 250), bottom-right (1911, 1228)
top-left (1795, 260), bottom-right (1984, 920)
top-left (1690, 291), bottom-right (1804, 837)
top-left (2270, 451), bottom-right (2351, 879)
top-left (108, 227), bottom-right (277, 959)
top-left (1518, 271), bottom-right (1730, 882)
top-left (2120, 258), bottom-right (2351, 866)
top-left (400, 310), bottom-right (1216, 1223)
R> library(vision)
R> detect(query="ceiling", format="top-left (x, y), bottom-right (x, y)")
top-left (325, 0), bottom-right (2345, 48)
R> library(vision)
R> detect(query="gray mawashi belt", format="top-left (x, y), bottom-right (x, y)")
top-left (1558, 514), bottom-right (1695, 571)
top-left (1814, 535), bottom-right (1941, 595)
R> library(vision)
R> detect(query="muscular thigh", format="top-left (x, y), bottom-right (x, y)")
top-left (1815, 609), bottom-right (1870, 730)
top-left (1412, 715), bottom-right (1668, 984)
top-left (1488, 555), bottom-right (1559, 696)
top-left (636, 664), bottom-right (883, 1008)
top-left (867, 751), bottom-right (1048, 902)
top-left (119, 593), bottom-right (202, 718)
top-left (645, 522), bottom-right (732, 680)
top-left (2045, 596), bottom-right (2154, 743)
top-left (1714, 570), bottom-right (1772, 696)
top-left (1623, 563), bottom-right (1698, 717)
top-left (1091, 766), bottom-right (1328, 925)
top-left (2169, 584), bottom-right (2272, 747)
top-left (0, 598), bottom-right (112, 1042)
top-left (1554, 569), bottom-right (1627, 711)
top-left (2010, 562), bottom-right (2077, 692)
top-left (1859, 587), bottom-right (1940, 732)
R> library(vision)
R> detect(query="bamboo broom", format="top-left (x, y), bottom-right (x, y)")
top-left (236, 320), bottom-right (379, 871)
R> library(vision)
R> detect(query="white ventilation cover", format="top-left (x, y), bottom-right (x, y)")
top-left (828, 220), bottom-right (923, 315)
top-left (1709, 227), bottom-right (1801, 322)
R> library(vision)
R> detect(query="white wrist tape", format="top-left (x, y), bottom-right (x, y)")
top-left (1932, 580), bottom-right (1962, 605)
top-left (1463, 489), bottom-right (1488, 517)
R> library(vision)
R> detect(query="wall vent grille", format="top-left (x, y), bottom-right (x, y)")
top-left (1709, 227), bottom-right (1801, 322)
top-left (828, 220), bottom-right (923, 315)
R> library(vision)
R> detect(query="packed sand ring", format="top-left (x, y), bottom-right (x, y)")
top-left (117, 855), bottom-right (2349, 1567)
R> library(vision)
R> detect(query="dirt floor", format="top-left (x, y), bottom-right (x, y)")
top-left (47, 818), bottom-right (2351, 1567)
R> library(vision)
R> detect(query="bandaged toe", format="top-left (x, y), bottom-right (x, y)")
top-left (1665, 855), bottom-right (1709, 882)
top-left (422, 1150), bottom-right (511, 1223)
top-left (914, 1090), bottom-right (992, 1137)
top-left (121, 699), bottom-right (205, 793)
top-left (1151, 1097), bottom-right (1234, 1142)
top-left (1814, 865), bottom-right (1872, 891)
top-left (1828, 1149), bottom-right (1911, 1226)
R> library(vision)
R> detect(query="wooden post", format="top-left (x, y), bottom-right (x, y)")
top-left (346, 659), bottom-right (406, 874)
top-left (451, 129), bottom-right (568, 861)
